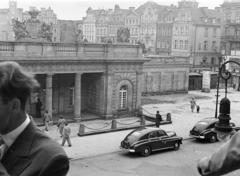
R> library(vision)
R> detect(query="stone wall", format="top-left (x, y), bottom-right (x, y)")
top-left (142, 56), bottom-right (191, 95)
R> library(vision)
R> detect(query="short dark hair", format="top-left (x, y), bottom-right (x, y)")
top-left (157, 111), bottom-right (159, 113)
top-left (0, 61), bottom-right (39, 109)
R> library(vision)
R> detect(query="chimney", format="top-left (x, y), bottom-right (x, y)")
top-left (129, 7), bottom-right (135, 11)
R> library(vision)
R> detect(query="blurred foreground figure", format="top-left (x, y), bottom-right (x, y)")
top-left (0, 61), bottom-right (69, 176)
top-left (197, 131), bottom-right (240, 176)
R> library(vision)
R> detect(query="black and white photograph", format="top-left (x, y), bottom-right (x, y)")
top-left (1, 0), bottom-right (240, 175)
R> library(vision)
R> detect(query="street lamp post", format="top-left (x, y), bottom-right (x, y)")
top-left (215, 55), bottom-right (222, 118)
top-left (213, 60), bottom-right (240, 140)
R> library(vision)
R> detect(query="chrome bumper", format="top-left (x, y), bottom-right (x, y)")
top-left (119, 147), bottom-right (135, 153)
top-left (189, 133), bottom-right (205, 139)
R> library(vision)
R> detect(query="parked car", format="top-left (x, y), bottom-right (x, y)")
top-left (120, 127), bottom-right (183, 157)
top-left (189, 117), bottom-right (240, 143)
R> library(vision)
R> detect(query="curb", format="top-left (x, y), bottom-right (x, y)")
top-left (77, 121), bottom-right (172, 137)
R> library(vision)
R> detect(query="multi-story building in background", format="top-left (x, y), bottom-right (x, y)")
top-left (172, 0), bottom-right (221, 72)
top-left (0, 0), bottom-right (23, 41)
top-left (221, 0), bottom-right (240, 58)
top-left (83, 7), bottom-right (99, 42)
top-left (156, 5), bottom-right (178, 55)
top-left (96, 9), bottom-right (109, 43)
top-left (136, 1), bottom-right (166, 53)
top-left (124, 7), bottom-right (140, 44)
top-left (107, 5), bottom-right (130, 43)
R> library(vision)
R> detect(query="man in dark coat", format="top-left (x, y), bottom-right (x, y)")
top-left (155, 111), bottom-right (162, 128)
top-left (0, 61), bottom-right (69, 176)
top-left (36, 98), bottom-right (42, 118)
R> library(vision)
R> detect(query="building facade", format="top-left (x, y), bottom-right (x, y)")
top-left (172, 0), bottom-right (221, 72)
top-left (156, 7), bottom-right (177, 55)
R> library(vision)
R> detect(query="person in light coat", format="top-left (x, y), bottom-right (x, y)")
top-left (61, 123), bottom-right (72, 147)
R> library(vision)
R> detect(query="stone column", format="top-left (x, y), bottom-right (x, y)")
top-left (103, 72), bottom-right (114, 119)
top-left (74, 73), bottom-right (82, 122)
top-left (136, 71), bottom-right (142, 113)
top-left (46, 74), bottom-right (53, 120)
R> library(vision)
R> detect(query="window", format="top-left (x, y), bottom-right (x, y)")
top-left (142, 27), bottom-right (144, 34)
top-left (198, 43), bottom-right (201, 50)
top-left (157, 40), bottom-right (160, 48)
top-left (180, 40), bottom-right (183, 49)
top-left (204, 41), bottom-right (208, 50)
top-left (186, 27), bottom-right (189, 36)
top-left (185, 40), bottom-right (188, 50)
top-left (162, 28), bottom-right (165, 35)
top-left (174, 40), bottom-right (178, 49)
top-left (203, 57), bottom-right (207, 63)
top-left (212, 41), bottom-right (216, 50)
top-left (225, 27), bottom-right (229, 35)
top-left (152, 27), bottom-right (154, 34)
top-left (204, 28), bottom-right (208, 37)
top-left (162, 41), bottom-right (165, 48)
top-left (174, 27), bottom-right (178, 36)
top-left (180, 27), bottom-right (184, 35)
top-left (213, 28), bottom-right (217, 37)
top-left (135, 28), bottom-right (138, 34)
top-left (119, 85), bottom-right (127, 109)
top-left (70, 86), bottom-right (75, 106)
top-left (159, 28), bottom-right (162, 35)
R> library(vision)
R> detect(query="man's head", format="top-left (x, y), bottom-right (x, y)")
top-left (0, 61), bottom-right (39, 134)
top-left (38, 98), bottom-right (40, 102)
top-left (45, 110), bottom-right (48, 113)
top-left (60, 115), bottom-right (63, 119)
top-left (157, 111), bottom-right (159, 114)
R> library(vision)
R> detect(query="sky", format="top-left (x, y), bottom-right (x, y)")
top-left (0, 0), bottom-right (223, 20)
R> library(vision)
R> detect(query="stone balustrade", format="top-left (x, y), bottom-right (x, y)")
top-left (0, 41), bottom-right (142, 59)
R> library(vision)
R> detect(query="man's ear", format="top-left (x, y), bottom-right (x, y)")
top-left (11, 98), bottom-right (21, 112)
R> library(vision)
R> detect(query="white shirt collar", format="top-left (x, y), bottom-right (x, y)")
top-left (1, 114), bottom-right (30, 148)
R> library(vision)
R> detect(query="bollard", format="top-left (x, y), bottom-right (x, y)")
top-left (79, 124), bottom-right (85, 135)
top-left (166, 113), bottom-right (171, 121)
top-left (140, 116), bottom-right (146, 126)
top-left (111, 119), bottom-right (117, 129)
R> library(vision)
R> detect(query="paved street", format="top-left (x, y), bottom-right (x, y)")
top-left (68, 140), bottom-right (240, 176)
top-left (38, 88), bottom-right (240, 175)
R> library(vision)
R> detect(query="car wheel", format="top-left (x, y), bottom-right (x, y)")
top-left (209, 134), bottom-right (217, 143)
top-left (141, 146), bottom-right (151, 157)
top-left (173, 142), bottom-right (180, 150)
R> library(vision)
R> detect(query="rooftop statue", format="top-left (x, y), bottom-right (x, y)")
top-left (73, 29), bottom-right (83, 43)
top-left (117, 27), bottom-right (130, 43)
top-left (12, 10), bottom-right (53, 42)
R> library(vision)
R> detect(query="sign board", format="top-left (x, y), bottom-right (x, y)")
top-left (202, 71), bottom-right (211, 93)
top-left (30, 93), bottom-right (38, 104)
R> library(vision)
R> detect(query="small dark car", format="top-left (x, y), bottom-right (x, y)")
top-left (189, 117), bottom-right (239, 143)
top-left (120, 127), bottom-right (183, 157)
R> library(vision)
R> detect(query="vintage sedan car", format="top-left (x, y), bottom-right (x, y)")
top-left (189, 117), bottom-right (240, 143)
top-left (120, 127), bottom-right (183, 157)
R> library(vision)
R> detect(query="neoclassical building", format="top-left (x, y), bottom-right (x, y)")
top-left (2, 10), bottom-right (191, 121)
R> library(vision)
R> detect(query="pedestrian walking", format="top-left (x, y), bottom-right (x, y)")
top-left (190, 97), bottom-right (197, 112)
top-left (155, 111), bottom-right (162, 128)
top-left (36, 98), bottom-right (42, 118)
top-left (43, 110), bottom-right (51, 131)
top-left (57, 115), bottom-right (67, 137)
top-left (62, 123), bottom-right (72, 147)
top-left (197, 105), bottom-right (200, 113)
